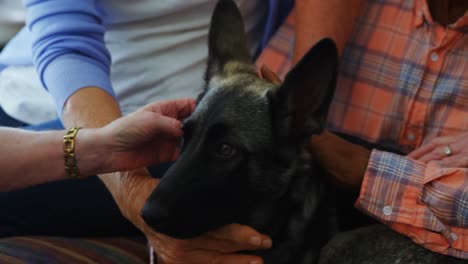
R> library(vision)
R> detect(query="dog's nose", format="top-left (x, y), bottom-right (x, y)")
top-left (141, 202), bottom-right (170, 226)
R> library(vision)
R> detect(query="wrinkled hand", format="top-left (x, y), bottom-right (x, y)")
top-left (408, 131), bottom-right (468, 167)
top-left (98, 98), bottom-right (195, 173)
top-left (105, 169), bottom-right (271, 264)
top-left (149, 223), bottom-right (271, 264)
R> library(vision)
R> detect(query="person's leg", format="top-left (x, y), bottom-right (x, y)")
top-left (0, 176), bottom-right (140, 237)
top-left (0, 118), bottom-right (146, 237)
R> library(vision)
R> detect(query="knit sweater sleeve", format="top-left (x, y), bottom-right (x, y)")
top-left (25, 0), bottom-right (116, 115)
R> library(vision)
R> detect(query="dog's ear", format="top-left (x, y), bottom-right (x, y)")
top-left (269, 38), bottom-right (338, 141)
top-left (205, 0), bottom-right (252, 81)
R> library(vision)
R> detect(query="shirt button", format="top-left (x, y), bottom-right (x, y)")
top-left (450, 233), bottom-right (458, 241)
top-left (407, 132), bottom-right (416, 142)
top-left (430, 52), bottom-right (439, 62)
top-left (383, 206), bottom-right (393, 216)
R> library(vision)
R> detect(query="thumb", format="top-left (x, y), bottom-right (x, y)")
top-left (151, 114), bottom-right (183, 137)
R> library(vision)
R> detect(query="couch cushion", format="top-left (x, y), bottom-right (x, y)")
top-left (0, 236), bottom-right (148, 263)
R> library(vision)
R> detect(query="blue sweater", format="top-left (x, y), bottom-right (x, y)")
top-left (0, 0), bottom-right (292, 116)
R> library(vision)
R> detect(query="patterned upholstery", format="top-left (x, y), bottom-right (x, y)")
top-left (0, 236), bottom-right (148, 264)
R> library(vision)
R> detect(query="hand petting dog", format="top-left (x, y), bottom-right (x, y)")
top-left (149, 224), bottom-right (271, 264)
top-left (96, 98), bottom-right (196, 174)
top-left (0, 98), bottom-right (196, 191)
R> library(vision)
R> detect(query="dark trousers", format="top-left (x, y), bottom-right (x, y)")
top-left (0, 107), bottom-right (169, 237)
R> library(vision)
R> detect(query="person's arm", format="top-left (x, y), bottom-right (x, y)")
top-left (0, 127), bottom-right (97, 192)
top-left (293, 0), bottom-right (364, 63)
top-left (0, 99), bottom-right (195, 192)
top-left (355, 150), bottom-right (468, 253)
top-left (309, 131), bottom-right (370, 189)
top-left (309, 131), bottom-right (468, 254)
top-left (24, 0), bottom-right (146, 234)
top-left (25, 0), bottom-right (115, 115)
top-left (25, 0), bottom-right (146, 228)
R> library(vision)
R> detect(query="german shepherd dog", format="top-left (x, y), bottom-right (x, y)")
top-left (141, 1), bottom-right (467, 263)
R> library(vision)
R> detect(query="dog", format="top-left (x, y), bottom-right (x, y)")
top-left (141, 1), bottom-right (467, 263)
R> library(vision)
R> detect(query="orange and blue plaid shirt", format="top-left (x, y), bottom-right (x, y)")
top-left (257, 0), bottom-right (468, 259)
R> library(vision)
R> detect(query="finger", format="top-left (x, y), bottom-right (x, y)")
top-left (408, 142), bottom-right (437, 159)
top-left (156, 255), bottom-right (165, 264)
top-left (165, 98), bottom-right (196, 120)
top-left (440, 154), bottom-right (468, 168)
top-left (260, 64), bottom-right (282, 85)
top-left (408, 137), bottom-right (455, 159)
top-left (148, 139), bottom-right (181, 163)
top-left (146, 98), bottom-right (196, 119)
top-left (156, 250), bottom-right (263, 264)
top-left (199, 224), bottom-right (272, 252)
top-left (418, 145), bottom-right (453, 163)
top-left (190, 235), bottom-right (266, 254)
top-left (211, 252), bottom-right (264, 264)
top-left (171, 147), bottom-right (181, 161)
top-left (164, 138), bottom-right (182, 159)
top-left (149, 233), bottom-right (264, 264)
top-left (150, 115), bottom-right (184, 137)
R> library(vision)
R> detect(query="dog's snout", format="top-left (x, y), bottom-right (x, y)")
top-left (141, 202), bottom-right (170, 226)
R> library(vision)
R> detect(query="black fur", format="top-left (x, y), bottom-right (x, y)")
top-left (319, 225), bottom-right (468, 264)
top-left (204, 0), bottom-right (252, 81)
top-left (142, 0), bottom-right (337, 261)
top-left (141, 1), bottom-right (468, 263)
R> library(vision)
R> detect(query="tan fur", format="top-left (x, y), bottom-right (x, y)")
top-left (210, 62), bottom-right (278, 97)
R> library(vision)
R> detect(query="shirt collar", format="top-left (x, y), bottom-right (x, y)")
top-left (414, 0), bottom-right (468, 32)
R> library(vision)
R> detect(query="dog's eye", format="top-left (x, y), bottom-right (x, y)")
top-left (217, 143), bottom-right (237, 158)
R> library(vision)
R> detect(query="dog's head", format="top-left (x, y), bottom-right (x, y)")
top-left (141, 0), bottom-right (338, 239)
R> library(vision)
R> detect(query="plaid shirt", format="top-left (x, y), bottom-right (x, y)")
top-left (256, 0), bottom-right (468, 259)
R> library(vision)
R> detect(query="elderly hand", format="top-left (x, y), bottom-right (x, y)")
top-left (148, 223), bottom-right (271, 264)
top-left (92, 98), bottom-right (195, 174)
top-left (408, 131), bottom-right (468, 167)
top-left (105, 169), bottom-right (271, 264)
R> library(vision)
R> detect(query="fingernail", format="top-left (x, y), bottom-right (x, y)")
top-left (249, 236), bottom-right (261, 246)
top-left (262, 239), bottom-right (272, 248)
top-left (249, 261), bottom-right (260, 264)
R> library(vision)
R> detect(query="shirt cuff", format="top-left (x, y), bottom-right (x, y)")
top-left (42, 54), bottom-right (116, 117)
top-left (355, 150), bottom-right (426, 225)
